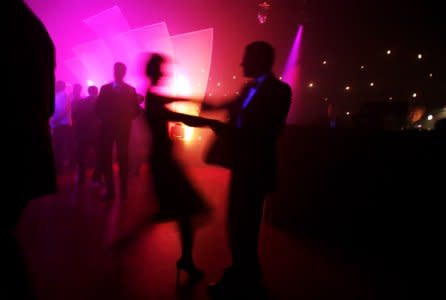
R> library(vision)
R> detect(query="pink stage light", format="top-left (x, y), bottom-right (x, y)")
top-left (113, 22), bottom-right (175, 95)
top-left (168, 28), bottom-right (214, 142)
top-left (282, 25), bottom-right (303, 124)
top-left (64, 6), bottom-right (214, 143)
top-left (64, 57), bottom-right (88, 86)
top-left (67, 6), bottom-right (213, 99)
top-left (170, 28), bottom-right (214, 99)
top-left (83, 6), bottom-right (132, 65)
top-left (72, 39), bottom-right (115, 89)
top-left (83, 6), bottom-right (130, 40)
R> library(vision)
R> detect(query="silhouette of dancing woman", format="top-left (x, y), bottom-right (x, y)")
top-left (144, 53), bottom-right (218, 281)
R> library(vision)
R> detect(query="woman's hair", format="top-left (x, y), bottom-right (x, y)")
top-left (145, 53), bottom-right (166, 79)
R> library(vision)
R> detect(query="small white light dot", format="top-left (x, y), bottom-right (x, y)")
top-left (308, 82), bottom-right (314, 88)
top-left (386, 49), bottom-right (392, 55)
top-left (412, 93), bottom-right (417, 98)
top-left (388, 96), bottom-right (393, 101)
top-left (345, 85), bottom-right (351, 91)
top-left (360, 65), bottom-right (365, 69)
top-left (208, 93), bottom-right (213, 96)
top-left (346, 111), bottom-right (350, 116)
top-left (370, 82), bottom-right (375, 87)
top-left (217, 82), bottom-right (221, 87)
top-left (429, 73), bottom-right (433, 78)
top-left (427, 115), bottom-right (433, 121)
top-left (232, 75), bottom-right (237, 80)
top-left (322, 60), bottom-right (327, 65)
top-left (417, 54), bottom-right (423, 59)
top-left (324, 97), bottom-right (328, 102)
top-left (279, 76), bottom-right (282, 80)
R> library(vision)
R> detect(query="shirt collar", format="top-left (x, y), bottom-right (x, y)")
top-left (254, 74), bottom-right (268, 88)
top-left (113, 81), bottom-right (123, 89)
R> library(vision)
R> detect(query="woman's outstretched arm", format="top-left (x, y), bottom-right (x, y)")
top-left (165, 110), bottom-right (225, 131)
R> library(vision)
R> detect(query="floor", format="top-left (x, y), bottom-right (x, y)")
top-left (16, 160), bottom-right (391, 300)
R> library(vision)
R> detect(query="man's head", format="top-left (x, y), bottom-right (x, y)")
top-left (241, 41), bottom-right (275, 78)
top-left (113, 62), bottom-right (127, 83)
top-left (72, 83), bottom-right (82, 99)
top-left (87, 85), bottom-right (98, 97)
top-left (55, 80), bottom-right (66, 93)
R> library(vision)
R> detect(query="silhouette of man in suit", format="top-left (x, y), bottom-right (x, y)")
top-left (204, 41), bottom-right (292, 297)
top-left (5, 1), bottom-right (57, 298)
top-left (95, 62), bottom-right (140, 200)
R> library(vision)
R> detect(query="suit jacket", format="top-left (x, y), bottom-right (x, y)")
top-left (95, 82), bottom-right (140, 128)
top-left (210, 73), bottom-right (291, 191)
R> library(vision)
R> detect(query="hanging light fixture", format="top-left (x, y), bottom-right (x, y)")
top-left (257, 1), bottom-right (272, 24)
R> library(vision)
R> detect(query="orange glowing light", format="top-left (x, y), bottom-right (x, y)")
top-left (168, 101), bottom-right (201, 143)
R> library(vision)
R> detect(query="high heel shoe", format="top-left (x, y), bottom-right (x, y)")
top-left (176, 258), bottom-right (204, 281)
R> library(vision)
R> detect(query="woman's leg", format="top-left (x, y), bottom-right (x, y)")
top-left (178, 218), bottom-right (193, 262)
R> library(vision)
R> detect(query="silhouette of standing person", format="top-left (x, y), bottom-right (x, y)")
top-left (72, 85), bottom-right (99, 184)
top-left (51, 80), bottom-right (71, 174)
top-left (95, 62), bottom-right (140, 200)
top-left (203, 41), bottom-right (292, 298)
top-left (144, 53), bottom-right (218, 280)
top-left (71, 83), bottom-right (83, 102)
top-left (5, 1), bottom-right (57, 298)
top-left (67, 83), bottom-right (82, 168)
